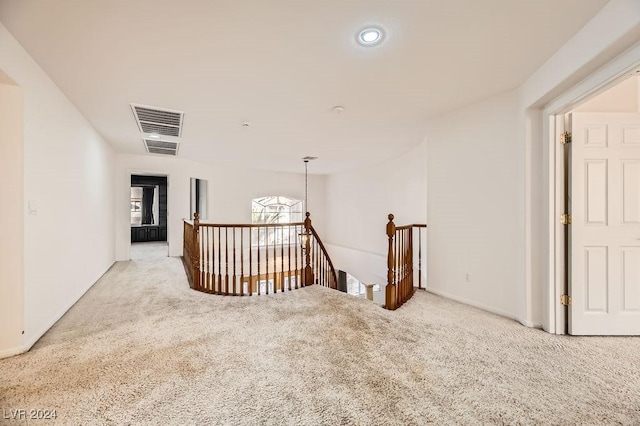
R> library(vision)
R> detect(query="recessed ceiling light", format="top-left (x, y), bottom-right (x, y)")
top-left (358, 27), bottom-right (383, 46)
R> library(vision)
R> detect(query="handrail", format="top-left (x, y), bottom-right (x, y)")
top-left (182, 219), bottom-right (198, 289)
top-left (181, 212), bottom-right (337, 295)
top-left (309, 225), bottom-right (338, 289)
top-left (197, 222), bottom-right (305, 228)
top-left (395, 224), bottom-right (427, 230)
top-left (385, 214), bottom-right (427, 310)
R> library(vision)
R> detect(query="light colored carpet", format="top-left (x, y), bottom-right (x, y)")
top-left (130, 241), bottom-right (169, 260)
top-left (1, 253), bottom-right (639, 425)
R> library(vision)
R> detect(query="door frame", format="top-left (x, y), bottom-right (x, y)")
top-left (127, 170), bottom-right (170, 259)
top-left (542, 44), bottom-right (640, 334)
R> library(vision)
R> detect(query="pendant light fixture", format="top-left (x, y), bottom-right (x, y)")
top-left (302, 156), bottom-right (317, 214)
top-left (304, 159), bottom-right (309, 214)
top-left (299, 156), bottom-right (317, 249)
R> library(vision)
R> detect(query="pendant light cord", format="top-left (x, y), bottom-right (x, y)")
top-left (304, 160), bottom-right (309, 214)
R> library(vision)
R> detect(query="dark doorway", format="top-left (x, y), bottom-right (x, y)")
top-left (130, 175), bottom-right (168, 243)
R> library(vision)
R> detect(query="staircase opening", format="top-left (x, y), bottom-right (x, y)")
top-left (182, 211), bottom-right (336, 295)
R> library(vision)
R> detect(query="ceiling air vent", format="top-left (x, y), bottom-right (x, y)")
top-left (143, 139), bottom-right (180, 156)
top-left (131, 104), bottom-right (184, 137)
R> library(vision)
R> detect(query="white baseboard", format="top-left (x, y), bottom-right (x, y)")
top-left (426, 287), bottom-right (515, 320)
top-left (519, 319), bottom-right (543, 329)
top-left (0, 345), bottom-right (27, 359)
top-left (426, 287), bottom-right (543, 329)
top-left (1, 261), bottom-right (117, 359)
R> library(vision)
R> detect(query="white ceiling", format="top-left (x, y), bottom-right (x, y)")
top-left (0, 0), bottom-right (608, 174)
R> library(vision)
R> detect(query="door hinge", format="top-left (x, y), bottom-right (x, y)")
top-left (560, 131), bottom-right (572, 144)
top-left (560, 294), bottom-right (572, 306)
top-left (560, 214), bottom-right (572, 225)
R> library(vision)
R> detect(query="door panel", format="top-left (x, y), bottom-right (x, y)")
top-left (135, 227), bottom-right (147, 242)
top-left (585, 160), bottom-right (608, 224)
top-left (584, 246), bottom-right (608, 312)
top-left (570, 112), bottom-right (640, 335)
top-left (622, 161), bottom-right (640, 223)
top-left (622, 247), bottom-right (640, 311)
top-left (148, 227), bottom-right (159, 241)
top-left (622, 126), bottom-right (640, 145)
top-left (584, 124), bottom-right (608, 146)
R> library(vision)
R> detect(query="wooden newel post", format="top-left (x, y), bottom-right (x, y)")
top-left (304, 212), bottom-right (314, 286)
top-left (192, 212), bottom-right (201, 290)
top-left (385, 214), bottom-right (397, 310)
top-left (418, 227), bottom-right (423, 290)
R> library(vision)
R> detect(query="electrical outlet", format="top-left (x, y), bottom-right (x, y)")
top-left (465, 273), bottom-right (470, 282)
top-left (28, 201), bottom-right (38, 215)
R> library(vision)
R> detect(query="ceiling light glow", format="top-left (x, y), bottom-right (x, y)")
top-left (358, 28), bottom-right (383, 46)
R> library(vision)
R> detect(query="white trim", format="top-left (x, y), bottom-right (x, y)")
top-left (544, 43), bottom-right (640, 115)
top-left (128, 170), bottom-right (170, 259)
top-left (553, 115), bottom-right (567, 334)
top-left (520, 319), bottom-right (543, 329)
top-left (426, 288), bottom-right (523, 324)
top-left (543, 114), bottom-right (558, 334)
top-left (524, 111), bottom-right (533, 327)
top-left (543, 43), bottom-right (640, 335)
top-left (0, 261), bottom-right (116, 359)
top-left (524, 107), bottom-right (544, 329)
top-left (24, 261), bottom-right (116, 348)
top-left (0, 345), bottom-right (26, 359)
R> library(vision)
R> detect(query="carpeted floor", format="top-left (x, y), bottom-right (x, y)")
top-left (1, 248), bottom-right (639, 425)
top-left (130, 241), bottom-right (169, 260)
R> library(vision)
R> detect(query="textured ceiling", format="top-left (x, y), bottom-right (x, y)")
top-left (0, 0), bottom-right (608, 174)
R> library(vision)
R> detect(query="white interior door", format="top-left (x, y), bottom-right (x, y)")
top-left (570, 112), bottom-right (640, 335)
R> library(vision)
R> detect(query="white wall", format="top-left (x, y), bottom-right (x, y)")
top-left (324, 142), bottom-right (427, 286)
top-left (524, 107), bottom-right (544, 328)
top-left (0, 23), bottom-right (116, 356)
top-left (426, 90), bottom-right (522, 320)
top-left (322, 0), bottom-right (640, 329)
top-left (116, 154), bottom-right (327, 260)
top-left (0, 74), bottom-right (24, 356)
top-left (520, 1), bottom-right (640, 109)
top-left (324, 2), bottom-right (640, 327)
top-left (426, 61), bottom-right (640, 329)
top-left (423, 1), bottom-right (640, 331)
top-left (520, 0), bottom-right (640, 332)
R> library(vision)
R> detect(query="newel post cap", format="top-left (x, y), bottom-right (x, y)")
top-left (386, 213), bottom-right (395, 237)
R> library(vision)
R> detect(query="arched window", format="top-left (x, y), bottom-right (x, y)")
top-left (251, 196), bottom-right (303, 224)
top-left (251, 196), bottom-right (303, 246)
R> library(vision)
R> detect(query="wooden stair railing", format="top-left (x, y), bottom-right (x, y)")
top-left (385, 214), bottom-right (427, 310)
top-left (183, 217), bottom-right (199, 290)
top-left (182, 212), bottom-right (337, 295)
top-left (309, 220), bottom-right (338, 289)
